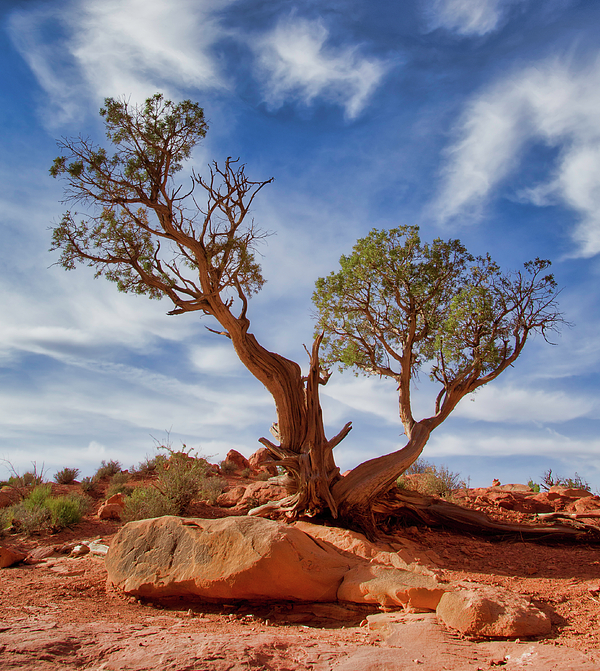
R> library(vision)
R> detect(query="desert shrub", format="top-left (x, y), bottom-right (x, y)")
top-left (0, 507), bottom-right (14, 534)
top-left (130, 454), bottom-right (167, 478)
top-left (4, 487), bottom-right (89, 535)
top-left (397, 459), bottom-right (466, 499)
top-left (2, 461), bottom-right (47, 495)
top-left (106, 471), bottom-right (133, 497)
top-left (94, 459), bottom-right (122, 480)
top-left (54, 467), bottom-right (80, 485)
top-left (121, 486), bottom-right (178, 522)
top-left (198, 477), bottom-right (227, 505)
top-left (80, 476), bottom-right (98, 494)
top-left (45, 495), bottom-right (84, 528)
top-left (240, 467), bottom-right (251, 478)
top-left (26, 484), bottom-right (52, 507)
top-left (527, 479), bottom-right (541, 493)
top-left (220, 460), bottom-right (237, 475)
top-left (156, 449), bottom-right (209, 514)
top-left (9, 500), bottom-right (52, 535)
top-left (539, 469), bottom-right (590, 492)
top-left (255, 471), bottom-right (270, 482)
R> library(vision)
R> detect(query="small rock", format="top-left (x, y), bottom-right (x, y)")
top-left (216, 486), bottom-right (246, 508)
top-left (70, 544), bottom-right (90, 558)
top-left (24, 545), bottom-right (57, 564)
top-left (0, 546), bottom-right (26, 568)
top-left (436, 585), bottom-right (551, 639)
top-left (97, 502), bottom-right (124, 520)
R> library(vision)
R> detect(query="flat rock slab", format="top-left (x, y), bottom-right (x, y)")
top-left (106, 515), bottom-right (354, 602)
top-left (1, 613), bottom-right (598, 671)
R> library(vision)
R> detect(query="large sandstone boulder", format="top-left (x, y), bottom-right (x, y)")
top-left (436, 584), bottom-right (552, 638)
top-left (106, 515), bottom-right (354, 602)
top-left (338, 564), bottom-right (445, 610)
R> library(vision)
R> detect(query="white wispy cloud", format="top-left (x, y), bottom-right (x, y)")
top-left (425, 0), bottom-right (527, 36)
top-left (432, 54), bottom-right (600, 257)
top-left (8, 0), bottom-right (232, 123)
top-left (251, 16), bottom-right (389, 119)
top-left (452, 384), bottom-right (597, 423)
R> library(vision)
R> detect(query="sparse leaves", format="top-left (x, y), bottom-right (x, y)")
top-left (50, 94), bottom-right (270, 320)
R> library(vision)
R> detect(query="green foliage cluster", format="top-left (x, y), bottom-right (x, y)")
top-left (106, 471), bottom-right (133, 498)
top-left (130, 454), bottom-right (167, 478)
top-left (396, 459), bottom-right (466, 500)
top-left (54, 467), bottom-right (80, 484)
top-left (534, 469), bottom-right (591, 492)
top-left (1, 485), bottom-right (89, 536)
top-left (80, 476), bottom-right (98, 494)
top-left (94, 460), bottom-right (122, 480)
top-left (122, 448), bottom-right (226, 522)
top-left (313, 226), bottom-right (564, 434)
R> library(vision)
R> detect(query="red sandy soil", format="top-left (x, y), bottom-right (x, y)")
top-left (1, 477), bottom-right (599, 670)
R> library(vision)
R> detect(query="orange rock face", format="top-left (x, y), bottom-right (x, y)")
top-left (0, 546), bottom-right (26, 568)
top-left (225, 449), bottom-right (250, 472)
top-left (248, 447), bottom-right (278, 476)
top-left (106, 516), bottom-right (354, 602)
top-left (436, 584), bottom-right (552, 638)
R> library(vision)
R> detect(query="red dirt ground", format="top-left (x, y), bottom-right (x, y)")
top-left (1, 477), bottom-right (599, 670)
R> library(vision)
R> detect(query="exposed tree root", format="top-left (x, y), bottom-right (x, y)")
top-left (250, 487), bottom-right (600, 544)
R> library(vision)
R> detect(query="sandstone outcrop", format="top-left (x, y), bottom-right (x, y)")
top-left (436, 584), bottom-right (552, 638)
top-left (225, 449), bottom-right (250, 472)
top-left (248, 447), bottom-right (278, 476)
top-left (97, 493), bottom-right (125, 520)
top-left (338, 564), bottom-right (445, 610)
top-left (106, 515), bottom-right (354, 602)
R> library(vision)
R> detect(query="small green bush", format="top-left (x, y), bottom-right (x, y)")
top-left (80, 476), bottom-right (98, 494)
top-left (3, 487), bottom-right (90, 535)
top-left (54, 467), bottom-right (80, 485)
top-left (9, 500), bottom-right (52, 535)
top-left (199, 477), bottom-right (227, 505)
top-left (220, 460), bottom-right (237, 475)
top-left (130, 454), bottom-right (167, 478)
top-left (122, 486), bottom-right (178, 522)
top-left (157, 449), bottom-right (209, 514)
top-left (27, 484), bottom-right (52, 507)
top-left (106, 471), bottom-right (133, 497)
top-left (255, 471), bottom-right (270, 482)
top-left (539, 469), bottom-right (590, 492)
top-left (397, 459), bottom-right (466, 499)
top-left (94, 459), bottom-right (122, 480)
top-left (46, 496), bottom-right (84, 528)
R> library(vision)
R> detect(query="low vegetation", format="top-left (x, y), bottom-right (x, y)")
top-left (0, 484), bottom-right (89, 536)
top-left (54, 467), bottom-right (80, 485)
top-left (397, 459), bottom-right (466, 500)
top-left (94, 460), bottom-right (122, 480)
top-left (122, 447), bottom-right (226, 522)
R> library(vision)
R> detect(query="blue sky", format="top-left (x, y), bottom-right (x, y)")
top-left (1, 0), bottom-right (600, 490)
